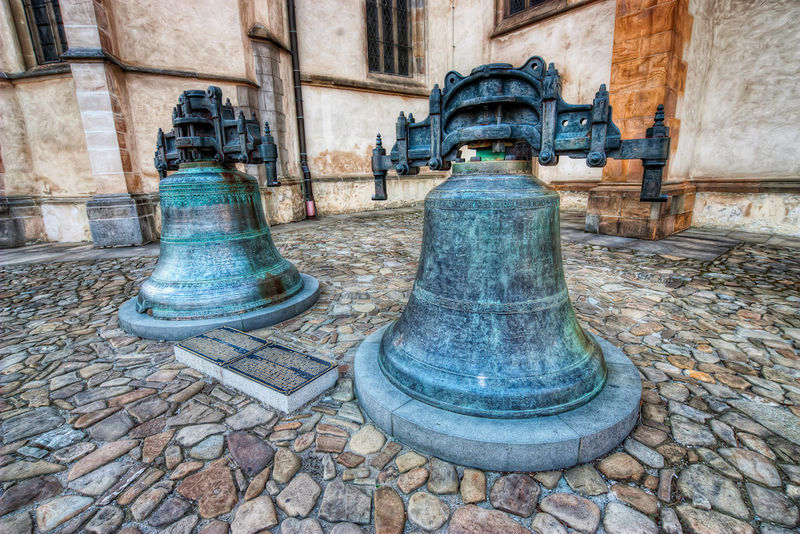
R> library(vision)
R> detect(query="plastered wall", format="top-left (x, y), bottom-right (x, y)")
top-left (685, 0), bottom-right (800, 182)
top-left (315, 175), bottom-right (447, 215)
top-left (0, 73), bottom-right (93, 242)
top-left (0, 76), bottom-right (92, 198)
top-left (110, 0), bottom-right (249, 78)
top-left (296, 0), bottom-right (615, 215)
top-left (292, 0), bottom-right (442, 173)
top-left (0, 0), bottom-right (306, 242)
top-left (676, 0), bottom-right (800, 234)
top-left (296, 0), bottom-right (378, 83)
top-left (124, 75), bottom-right (245, 193)
top-left (292, 0), bottom-right (453, 215)
top-left (302, 86), bottom-right (431, 177)
top-left (693, 192), bottom-right (800, 237)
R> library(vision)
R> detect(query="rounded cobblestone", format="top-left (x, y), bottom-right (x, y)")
top-left (0, 210), bottom-right (798, 533)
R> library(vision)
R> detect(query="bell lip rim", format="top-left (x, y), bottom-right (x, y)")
top-left (118, 273), bottom-right (320, 341)
top-left (376, 323), bottom-right (609, 419)
top-left (380, 357), bottom-right (609, 419)
top-left (140, 279), bottom-right (305, 320)
top-left (136, 257), bottom-right (305, 319)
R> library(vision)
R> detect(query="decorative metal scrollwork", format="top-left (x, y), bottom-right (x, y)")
top-left (372, 57), bottom-right (671, 202)
top-left (154, 86), bottom-right (280, 186)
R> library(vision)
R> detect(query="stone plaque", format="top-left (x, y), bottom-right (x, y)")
top-left (177, 326), bottom-right (266, 364)
top-left (174, 326), bottom-right (338, 413)
top-left (227, 344), bottom-right (336, 395)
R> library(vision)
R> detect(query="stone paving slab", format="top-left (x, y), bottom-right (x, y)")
top-left (561, 214), bottom-right (747, 260)
top-left (0, 207), bottom-right (799, 534)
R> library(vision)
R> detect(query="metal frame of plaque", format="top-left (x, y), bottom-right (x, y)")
top-left (175, 326), bottom-right (338, 412)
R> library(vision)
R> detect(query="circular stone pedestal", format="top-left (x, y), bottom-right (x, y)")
top-left (119, 273), bottom-right (320, 341)
top-left (355, 324), bottom-right (641, 472)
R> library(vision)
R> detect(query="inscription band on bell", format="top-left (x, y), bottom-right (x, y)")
top-left (426, 196), bottom-right (558, 210)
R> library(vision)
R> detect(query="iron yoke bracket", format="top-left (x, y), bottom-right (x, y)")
top-left (154, 86), bottom-right (280, 186)
top-left (371, 57), bottom-right (670, 202)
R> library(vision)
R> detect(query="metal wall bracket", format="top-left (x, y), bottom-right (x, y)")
top-left (154, 86), bottom-right (280, 186)
top-left (371, 57), bottom-right (670, 202)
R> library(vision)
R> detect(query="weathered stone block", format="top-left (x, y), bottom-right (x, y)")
top-left (86, 193), bottom-right (156, 247)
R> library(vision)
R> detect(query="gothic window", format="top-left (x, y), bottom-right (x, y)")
top-left (23, 0), bottom-right (68, 64)
top-left (366, 0), bottom-right (412, 76)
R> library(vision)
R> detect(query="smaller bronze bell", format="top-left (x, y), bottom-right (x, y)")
top-left (119, 86), bottom-right (318, 340)
top-left (134, 163), bottom-right (304, 320)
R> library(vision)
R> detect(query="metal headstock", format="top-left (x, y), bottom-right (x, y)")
top-left (372, 57), bottom-right (670, 202)
top-left (154, 86), bottom-right (280, 186)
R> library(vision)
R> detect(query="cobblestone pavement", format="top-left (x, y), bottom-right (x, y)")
top-left (1, 208), bottom-right (799, 534)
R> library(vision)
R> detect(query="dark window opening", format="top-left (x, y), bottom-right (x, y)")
top-left (507, 0), bottom-right (550, 16)
top-left (23, 0), bottom-right (68, 64)
top-left (366, 0), bottom-right (412, 76)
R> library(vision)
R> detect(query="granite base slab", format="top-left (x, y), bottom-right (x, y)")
top-left (354, 325), bottom-right (641, 472)
top-left (119, 274), bottom-right (320, 341)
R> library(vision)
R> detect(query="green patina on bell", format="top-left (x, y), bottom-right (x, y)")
top-left (365, 58), bottom-right (670, 418)
top-left (119, 86), bottom-right (318, 340)
top-left (378, 158), bottom-right (607, 417)
top-left (136, 162), bottom-right (303, 319)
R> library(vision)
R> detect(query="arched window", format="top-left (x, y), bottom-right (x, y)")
top-left (366, 0), bottom-right (412, 76)
top-left (23, 0), bottom-right (68, 64)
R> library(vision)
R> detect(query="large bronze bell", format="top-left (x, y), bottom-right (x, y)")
top-left (119, 87), bottom-right (318, 340)
top-left (380, 159), bottom-right (606, 417)
top-left (356, 57), bottom-right (669, 470)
